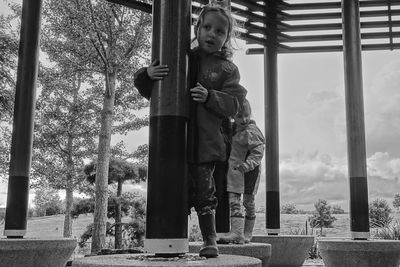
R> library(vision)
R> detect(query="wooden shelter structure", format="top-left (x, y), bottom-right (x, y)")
top-left (4, 0), bottom-right (399, 256)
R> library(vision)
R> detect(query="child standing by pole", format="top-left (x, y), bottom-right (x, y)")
top-left (218, 99), bottom-right (265, 244)
top-left (134, 4), bottom-right (246, 258)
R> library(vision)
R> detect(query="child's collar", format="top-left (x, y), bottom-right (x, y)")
top-left (193, 47), bottom-right (226, 59)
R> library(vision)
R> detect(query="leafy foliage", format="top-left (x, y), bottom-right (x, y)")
top-left (308, 199), bottom-right (337, 235)
top-left (0, 12), bottom-right (19, 180)
top-left (40, 0), bottom-right (152, 251)
top-left (369, 198), bottom-right (393, 228)
top-left (281, 203), bottom-right (298, 214)
top-left (84, 158), bottom-right (146, 185)
top-left (393, 193), bottom-right (400, 212)
top-left (33, 187), bottom-right (64, 216)
top-left (372, 219), bottom-right (400, 240)
top-left (71, 194), bottom-right (136, 220)
top-left (331, 204), bottom-right (345, 214)
top-left (77, 193), bottom-right (146, 249)
top-left (0, 12), bottom-right (18, 122)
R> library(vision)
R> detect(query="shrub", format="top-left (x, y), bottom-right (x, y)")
top-left (78, 193), bottom-right (147, 250)
top-left (372, 219), bottom-right (400, 240)
top-left (369, 198), bottom-right (393, 228)
top-left (308, 240), bottom-right (321, 259)
top-left (393, 193), bottom-right (400, 212)
top-left (308, 199), bottom-right (336, 236)
top-left (281, 203), bottom-right (298, 214)
top-left (33, 187), bottom-right (63, 216)
top-left (189, 224), bottom-right (202, 242)
top-left (332, 205), bottom-right (345, 214)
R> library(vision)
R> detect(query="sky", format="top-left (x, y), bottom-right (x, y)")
top-left (117, 44), bottom-right (400, 211)
top-left (1, 0), bottom-right (400, 211)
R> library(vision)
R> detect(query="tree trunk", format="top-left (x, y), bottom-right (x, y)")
top-left (115, 180), bottom-right (123, 249)
top-left (63, 184), bottom-right (73, 237)
top-left (91, 72), bottom-right (116, 253)
top-left (63, 74), bottom-right (80, 238)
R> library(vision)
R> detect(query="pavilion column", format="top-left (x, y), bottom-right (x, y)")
top-left (4, 0), bottom-right (42, 238)
top-left (341, 0), bottom-right (370, 240)
top-left (264, 1), bottom-right (280, 235)
top-left (144, 0), bottom-right (191, 254)
top-left (212, 0), bottom-right (231, 234)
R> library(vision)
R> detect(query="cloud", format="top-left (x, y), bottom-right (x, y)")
top-left (256, 151), bottom-right (400, 211)
top-left (367, 152), bottom-right (400, 181)
top-left (364, 59), bottom-right (400, 157)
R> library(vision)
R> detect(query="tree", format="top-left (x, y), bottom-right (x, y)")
top-left (308, 199), bottom-right (337, 236)
top-left (33, 186), bottom-right (63, 217)
top-left (0, 12), bottom-right (18, 180)
top-left (33, 65), bottom-right (101, 237)
top-left (393, 193), bottom-right (400, 212)
top-left (84, 158), bottom-right (146, 249)
top-left (75, 192), bottom-right (146, 249)
top-left (369, 198), bottom-right (392, 228)
top-left (281, 203), bottom-right (298, 214)
top-left (0, 12), bottom-right (18, 122)
top-left (41, 0), bottom-right (151, 253)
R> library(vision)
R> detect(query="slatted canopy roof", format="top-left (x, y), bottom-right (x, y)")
top-left (106, 0), bottom-right (400, 53)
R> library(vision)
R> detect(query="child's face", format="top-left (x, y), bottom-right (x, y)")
top-left (234, 111), bottom-right (250, 128)
top-left (198, 11), bottom-right (229, 54)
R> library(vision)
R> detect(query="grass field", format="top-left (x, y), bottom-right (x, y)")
top-left (1, 212), bottom-right (399, 259)
top-left (2, 212), bottom-right (400, 239)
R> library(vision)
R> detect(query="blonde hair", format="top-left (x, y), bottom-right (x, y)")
top-left (239, 99), bottom-right (252, 117)
top-left (193, 5), bottom-right (238, 59)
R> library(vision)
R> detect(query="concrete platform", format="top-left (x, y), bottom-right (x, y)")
top-left (252, 235), bottom-right (315, 267)
top-left (189, 242), bottom-right (271, 267)
top-left (0, 238), bottom-right (77, 267)
top-left (71, 253), bottom-right (262, 267)
top-left (318, 238), bottom-right (400, 267)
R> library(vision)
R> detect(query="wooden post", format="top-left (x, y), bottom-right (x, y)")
top-left (264, 1), bottom-right (280, 235)
top-left (4, 0), bottom-right (42, 238)
top-left (341, 0), bottom-right (370, 240)
top-left (144, 0), bottom-right (192, 254)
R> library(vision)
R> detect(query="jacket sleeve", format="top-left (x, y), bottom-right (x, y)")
top-left (241, 126), bottom-right (265, 172)
top-left (204, 64), bottom-right (247, 117)
top-left (134, 67), bottom-right (152, 100)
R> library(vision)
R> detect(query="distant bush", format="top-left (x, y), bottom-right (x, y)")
top-left (393, 193), bottom-right (400, 212)
top-left (33, 187), bottom-right (63, 216)
top-left (332, 205), bottom-right (345, 214)
top-left (281, 203), bottom-right (298, 214)
top-left (369, 198), bottom-right (393, 228)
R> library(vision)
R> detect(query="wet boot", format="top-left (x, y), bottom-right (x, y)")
top-left (244, 218), bottom-right (256, 243)
top-left (217, 216), bottom-right (245, 244)
top-left (198, 213), bottom-right (219, 258)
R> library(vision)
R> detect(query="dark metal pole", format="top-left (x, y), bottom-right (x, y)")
top-left (4, 0), bottom-right (42, 238)
top-left (144, 0), bottom-right (191, 254)
top-left (264, 1), bottom-right (280, 235)
top-left (341, 0), bottom-right (370, 240)
top-left (210, 0), bottom-right (231, 235)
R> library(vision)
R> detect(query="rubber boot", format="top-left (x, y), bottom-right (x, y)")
top-left (198, 213), bottom-right (219, 258)
top-left (244, 218), bottom-right (256, 243)
top-left (217, 216), bottom-right (245, 244)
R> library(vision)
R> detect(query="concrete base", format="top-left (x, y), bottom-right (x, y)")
top-left (189, 242), bottom-right (272, 267)
top-left (252, 235), bottom-right (315, 267)
top-left (71, 253), bottom-right (262, 267)
top-left (318, 238), bottom-right (400, 267)
top-left (0, 238), bottom-right (77, 267)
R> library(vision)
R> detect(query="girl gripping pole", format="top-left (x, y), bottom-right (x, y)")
top-left (134, 4), bottom-right (246, 258)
